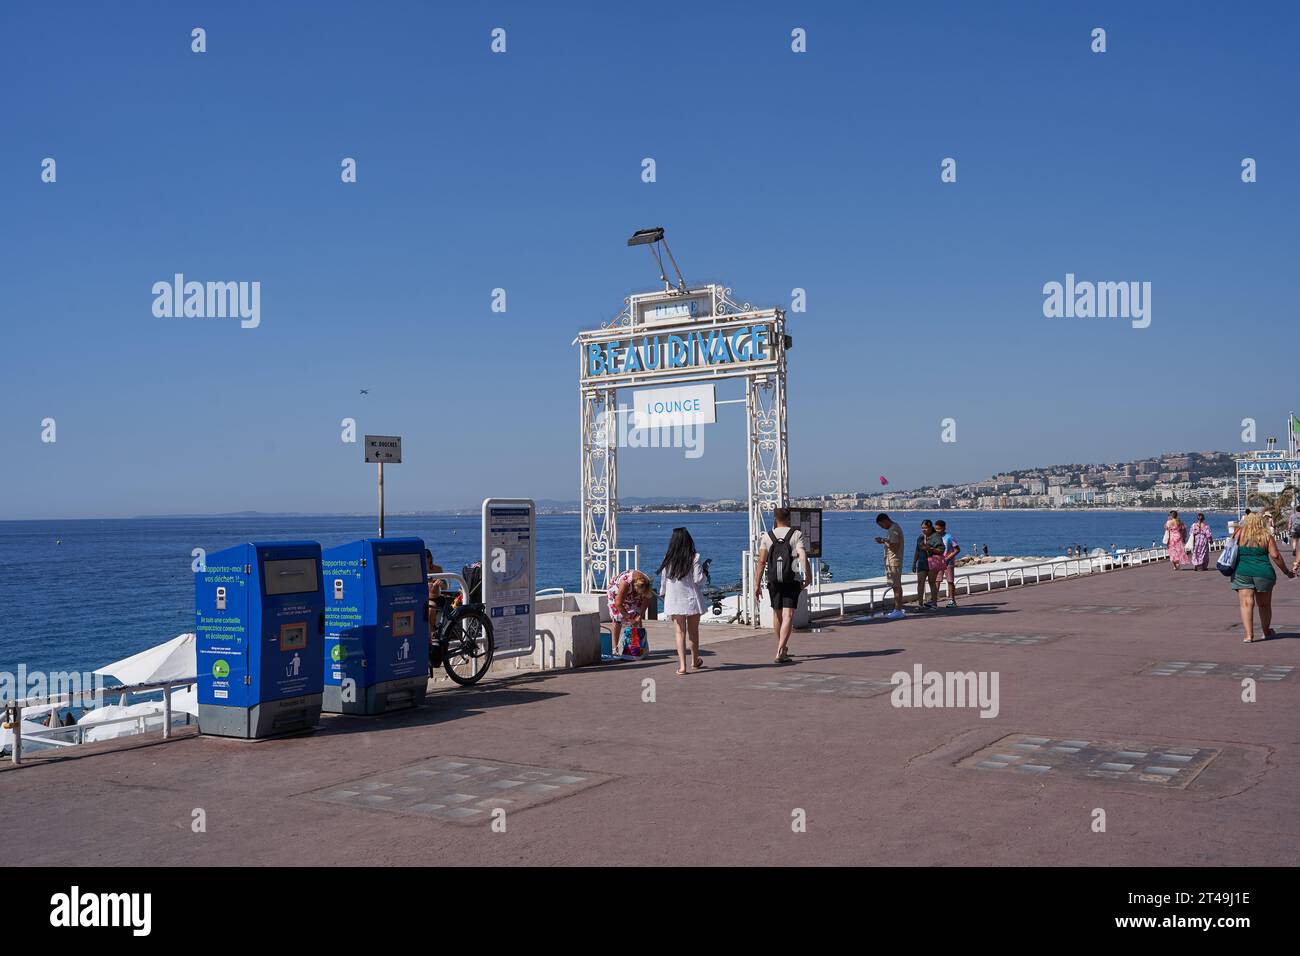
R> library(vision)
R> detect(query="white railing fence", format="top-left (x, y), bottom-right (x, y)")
top-left (611, 546), bottom-right (640, 580)
top-left (3, 676), bottom-right (198, 767)
top-left (806, 539), bottom-right (1230, 620)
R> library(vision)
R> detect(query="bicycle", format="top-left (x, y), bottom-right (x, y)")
top-left (428, 590), bottom-right (495, 686)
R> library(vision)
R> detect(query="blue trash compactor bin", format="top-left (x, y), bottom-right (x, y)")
top-left (321, 537), bottom-right (429, 715)
top-left (195, 541), bottom-right (326, 738)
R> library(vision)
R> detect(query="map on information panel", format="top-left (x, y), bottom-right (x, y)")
top-left (481, 499), bottom-right (536, 658)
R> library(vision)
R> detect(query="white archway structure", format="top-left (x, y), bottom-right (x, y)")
top-left (577, 284), bottom-right (788, 625)
top-left (1234, 417), bottom-right (1300, 517)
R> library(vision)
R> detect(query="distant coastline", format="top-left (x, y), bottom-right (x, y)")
top-left (0, 504), bottom-right (1239, 523)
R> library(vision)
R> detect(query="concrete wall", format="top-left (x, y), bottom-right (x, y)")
top-left (532, 610), bottom-right (601, 669)
top-left (537, 592), bottom-right (610, 623)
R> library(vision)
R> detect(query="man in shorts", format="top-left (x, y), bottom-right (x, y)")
top-left (754, 507), bottom-right (810, 664)
top-left (935, 519), bottom-right (961, 608)
top-left (874, 513), bottom-right (906, 619)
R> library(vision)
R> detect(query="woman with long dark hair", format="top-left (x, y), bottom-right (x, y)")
top-left (658, 527), bottom-right (708, 675)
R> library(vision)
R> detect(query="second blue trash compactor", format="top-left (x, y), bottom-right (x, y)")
top-left (195, 541), bottom-right (326, 739)
top-left (322, 538), bottom-right (429, 714)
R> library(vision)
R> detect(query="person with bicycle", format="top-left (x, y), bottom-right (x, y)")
top-left (425, 550), bottom-right (444, 641)
top-left (424, 554), bottom-right (495, 685)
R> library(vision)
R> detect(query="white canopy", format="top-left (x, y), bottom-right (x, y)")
top-left (1, 719), bottom-right (76, 750)
top-left (171, 684), bottom-right (199, 717)
top-left (94, 633), bottom-right (196, 686)
top-left (78, 702), bottom-right (169, 742)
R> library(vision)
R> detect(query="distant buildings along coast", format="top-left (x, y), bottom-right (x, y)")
top-left (622, 451), bottom-right (1240, 514)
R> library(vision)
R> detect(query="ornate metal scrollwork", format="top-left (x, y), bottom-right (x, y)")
top-left (600, 297), bottom-right (634, 330)
top-left (717, 286), bottom-right (754, 315)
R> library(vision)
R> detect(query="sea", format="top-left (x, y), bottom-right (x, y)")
top-left (0, 510), bottom-right (1232, 675)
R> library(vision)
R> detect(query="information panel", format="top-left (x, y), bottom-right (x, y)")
top-left (786, 507), bottom-right (823, 558)
top-left (481, 498), bottom-right (536, 659)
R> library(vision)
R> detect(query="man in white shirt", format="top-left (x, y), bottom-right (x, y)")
top-left (874, 513), bottom-right (906, 619)
top-left (754, 507), bottom-right (811, 664)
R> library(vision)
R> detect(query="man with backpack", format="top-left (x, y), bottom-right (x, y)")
top-left (754, 507), bottom-right (811, 664)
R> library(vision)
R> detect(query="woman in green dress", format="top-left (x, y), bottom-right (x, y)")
top-left (1231, 513), bottom-right (1296, 643)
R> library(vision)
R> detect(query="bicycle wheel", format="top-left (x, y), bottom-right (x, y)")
top-left (442, 606), bottom-right (494, 686)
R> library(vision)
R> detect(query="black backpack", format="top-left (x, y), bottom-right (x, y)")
top-left (767, 530), bottom-right (797, 586)
top-left (461, 562), bottom-right (483, 603)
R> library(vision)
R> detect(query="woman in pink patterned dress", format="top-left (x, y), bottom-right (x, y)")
top-left (1165, 510), bottom-right (1190, 570)
top-left (607, 569), bottom-right (653, 626)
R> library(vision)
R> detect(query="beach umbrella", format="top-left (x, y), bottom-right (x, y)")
top-left (93, 633), bottom-right (196, 686)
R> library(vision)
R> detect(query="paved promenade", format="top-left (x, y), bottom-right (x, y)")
top-left (3, 559), bottom-right (1297, 866)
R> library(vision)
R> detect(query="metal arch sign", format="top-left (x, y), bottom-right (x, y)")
top-left (581, 317), bottom-right (778, 382)
top-left (576, 280), bottom-right (791, 629)
top-left (579, 284), bottom-right (785, 388)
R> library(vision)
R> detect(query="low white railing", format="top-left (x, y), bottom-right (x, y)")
top-left (806, 540), bottom-right (1227, 619)
top-left (3, 676), bottom-right (198, 767)
top-left (611, 546), bottom-right (640, 579)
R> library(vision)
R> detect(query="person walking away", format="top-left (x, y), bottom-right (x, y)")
top-left (1290, 510), bottom-right (1300, 559)
top-left (911, 520), bottom-right (937, 610)
top-left (1190, 513), bottom-right (1214, 571)
top-left (874, 513), bottom-right (906, 619)
top-left (607, 567), bottom-right (655, 657)
top-left (1164, 511), bottom-right (1190, 570)
top-left (755, 508), bottom-right (810, 663)
top-left (935, 519), bottom-right (961, 607)
top-left (658, 528), bottom-right (708, 675)
top-left (1231, 512), bottom-right (1295, 642)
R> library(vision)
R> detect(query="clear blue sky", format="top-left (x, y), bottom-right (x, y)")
top-left (2, 1), bottom-right (1296, 518)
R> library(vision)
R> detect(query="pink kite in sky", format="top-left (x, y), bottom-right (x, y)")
top-left (879, 476), bottom-right (889, 486)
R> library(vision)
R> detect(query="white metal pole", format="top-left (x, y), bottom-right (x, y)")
top-left (378, 461), bottom-right (385, 538)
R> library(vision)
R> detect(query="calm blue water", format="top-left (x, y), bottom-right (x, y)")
top-left (0, 510), bottom-right (1230, 674)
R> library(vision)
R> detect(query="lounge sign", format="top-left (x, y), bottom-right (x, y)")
top-left (632, 384), bottom-right (716, 429)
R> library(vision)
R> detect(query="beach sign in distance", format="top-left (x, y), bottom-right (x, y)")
top-left (364, 435), bottom-right (401, 538)
top-left (364, 435), bottom-right (401, 464)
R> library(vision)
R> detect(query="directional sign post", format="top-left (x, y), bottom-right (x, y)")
top-left (364, 435), bottom-right (402, 538)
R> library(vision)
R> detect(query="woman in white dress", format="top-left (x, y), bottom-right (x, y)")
top-left (657, 528), bottom-right (709, 675)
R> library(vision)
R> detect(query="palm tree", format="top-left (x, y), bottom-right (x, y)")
top-left (1249, 484), bottom-right (1297, 525)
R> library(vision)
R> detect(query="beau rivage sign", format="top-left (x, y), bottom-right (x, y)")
top-left (1237, 449), bottom-right (1298, 472)
top-left (579, 288), bottom-right (781, 386)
